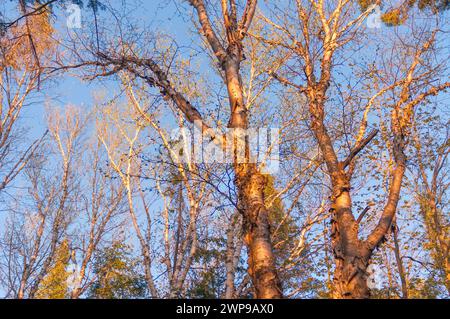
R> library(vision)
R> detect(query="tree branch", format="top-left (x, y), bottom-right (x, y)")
top-left (268, 71), bottom-right (307, 92)
top-left (1, 0), bottom-right (56, 30)
top-left (238, 0), bottom-right (258, 39)
top-left (188, 0), bottom-right (227, 63)
top-left (341, 129), bottom-right (379, 169)
top-left (356, 206), bottom-right (371, 224)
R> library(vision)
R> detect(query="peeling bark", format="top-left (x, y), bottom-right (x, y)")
top-left (239, 168), bottom-right (282, 299)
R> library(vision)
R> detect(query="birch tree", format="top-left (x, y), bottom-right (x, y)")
top-left (262, 0), bottom-right (449, 298)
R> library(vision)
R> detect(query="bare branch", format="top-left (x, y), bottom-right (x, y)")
top-left (341, 129), bottom-right (379, 169)
top-left (356, 206), bottom-right (371, 224)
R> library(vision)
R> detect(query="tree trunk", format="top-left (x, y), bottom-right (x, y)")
top-left (17, 278), bottom-right (26, 299)
top-left (332, 251), bottom-right (370, 299)
top-left (329, 178), bottom-right (370, 299)
top-left (224, 213), bottom-right (240, 298)
top-left (308, 95), bottom-right (371, 299)
top-left (237, 165), bottom-right (282, 299)
top-left (224, 49), bottom-right (282, 298)
top-left (392, 221), bottom-right (408, 298)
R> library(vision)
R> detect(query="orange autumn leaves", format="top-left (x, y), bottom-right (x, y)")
top-left (0, 4), bottom-right (54, 72)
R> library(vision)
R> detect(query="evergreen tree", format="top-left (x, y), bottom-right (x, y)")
top-left (88, 242), bottom-right (147, 299)
top-left (35, 240), bottom-right (71, 299)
